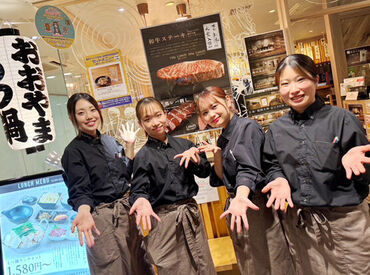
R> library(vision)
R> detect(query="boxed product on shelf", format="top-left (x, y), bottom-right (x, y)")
top-left (343, 99), bottom-right (370, 140)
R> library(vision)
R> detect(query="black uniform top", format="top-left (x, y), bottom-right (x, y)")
top-left (210, 115), bottom-right (265, 195)
top-left (61, 131), bottom-right (132, 211)
top-left (129, 135), bottom-right (210, 208)
top-left (263, 97), bottom-right (369, 207)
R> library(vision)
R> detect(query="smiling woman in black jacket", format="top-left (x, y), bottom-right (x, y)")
top-left (62, 93), bottom-right (152, 275)
top-left (196, 86), bottom-right (294, 275)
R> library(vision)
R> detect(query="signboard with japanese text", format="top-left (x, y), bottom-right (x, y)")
top-left (0, 35), bottom-right (56, 150)
top-left (193, 176), bottom-right (219, 204)
top-left (35, 6), bottom-right (75, 49)
top-left (0, 171), bottom-right (90, 275)
top-left (141, 13), bottom-right (231, 136)
top-left (85, 49), bottom-right (132, 109)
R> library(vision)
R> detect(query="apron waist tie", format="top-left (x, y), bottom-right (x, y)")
top-left (176, 200), bottom-right (201, 271)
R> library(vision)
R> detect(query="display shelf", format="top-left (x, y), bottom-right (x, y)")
top-left (294, 36), bottom-right (330, 64)
top-left (245, 30), bottom-right (287, 93)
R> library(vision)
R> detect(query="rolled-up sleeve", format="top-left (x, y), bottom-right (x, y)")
top-left (61, 148), bottom-right (94, 211)
top-left (262, 128), bottom-right (286, 184)
top-left (233, 121), bottom-right (265, 192)
top-left (129, 149), bottom-right (150, 205)
top-left (341, 111), bottom-right (370, 184)
top-left (210, 166), bottom-right (223, 187)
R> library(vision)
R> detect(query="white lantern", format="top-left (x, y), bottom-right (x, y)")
top-left (0, 30), bottom-right (55, 150)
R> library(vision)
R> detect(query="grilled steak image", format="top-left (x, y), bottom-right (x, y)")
top-left (157, 59), bottom-right (225, 86)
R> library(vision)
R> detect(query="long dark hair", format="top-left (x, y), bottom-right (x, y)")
top-left (67, 93), bottom-right (103, 136)
top-left (275, 54), bottom-right (318, 86)
top-left (135, 97), bottom-right (165, 121)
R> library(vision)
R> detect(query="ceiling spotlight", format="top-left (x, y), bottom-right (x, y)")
top-left (165, 1), bottom-right (175, 6)
top-left (269, 9), bottom-right (276, 13)
top-left (309, 30), bottom-right (313, 33)
top-left (118, 7), bottom-right (125, 12)
top-left (31, 35), bottom-right (40, 40)
top-left (46, 75), bottom-right (56, 79)
top-left (64, 72), bottom-right (72, 76)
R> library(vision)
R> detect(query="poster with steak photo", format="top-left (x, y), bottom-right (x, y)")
top-left (141, 13), bottom-right (231, 136)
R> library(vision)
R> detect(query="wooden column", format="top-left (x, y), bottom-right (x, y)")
top-left (276, 0), bottom-right (294, 54)
top-left (323, 2), bottom-right (347, 107)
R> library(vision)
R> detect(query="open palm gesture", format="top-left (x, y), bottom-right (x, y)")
top-left (119, 122), bottom-right (139, 144)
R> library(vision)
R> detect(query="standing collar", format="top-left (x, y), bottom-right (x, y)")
top-left (79, 130), bottom-right (101, 144)
top-left (220, 114), bottom-right (237, 142)
top-left (290, 96), bottom-right (325, 121)
top-left (147, 135), bottom-right (172, 148)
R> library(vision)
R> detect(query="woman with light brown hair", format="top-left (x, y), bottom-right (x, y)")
top-left (196, 86), bottom-right (294, 275)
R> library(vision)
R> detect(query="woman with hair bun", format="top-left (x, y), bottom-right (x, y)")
top-left (263, 54), bottom-right (370, 274)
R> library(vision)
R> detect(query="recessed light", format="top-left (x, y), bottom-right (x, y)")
top-left (64, 72), bottom-right (72, 76)
top-left (309, 30), bottom-right (313, 33)
top-left (74, 75), bottom-right (81, 78)
top-left (269, 9), bottom-right (276, 13)
top-left (31, 36), bottom-right (40, 40)
top-left (118, 7), bottom-right (125, 12)
top-left (165, 1), bottom-right (175, 6)
top-left (46, 75), bottom-right (56, 79)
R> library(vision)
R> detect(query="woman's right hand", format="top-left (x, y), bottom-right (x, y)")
top-left (198, 141), bottom-right (221, 155)
top-left (129, 197), bottom-right (161, 232)
top-left (72, 205), bottom-right (101, 248)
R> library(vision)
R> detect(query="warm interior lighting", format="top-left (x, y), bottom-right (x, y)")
top-left (269, 9), bottom-right (275, 13)
top-left (166, 1), bottom-right (175, 6)
top-left (118, 7), bottom-right (125, 12)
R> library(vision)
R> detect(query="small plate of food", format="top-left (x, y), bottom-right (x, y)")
top-left (95, 76), bottom-right (111, 87)
top-left (48, 224), bottom-right (68, 241)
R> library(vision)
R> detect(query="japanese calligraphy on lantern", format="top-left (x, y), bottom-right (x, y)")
top-left (0, 35), bottom-right (55, 150)
top-left (85, 49), bottom-right (131, 109)
top-left (35, 5), bottom-right (75, 49)
top-left (141, 13), bottom-right (231, 136)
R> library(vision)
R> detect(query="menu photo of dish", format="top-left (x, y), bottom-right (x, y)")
top-left (0, 172), bottom-right (89, 275)
top-left (85, 49), bottom-right (132, 109)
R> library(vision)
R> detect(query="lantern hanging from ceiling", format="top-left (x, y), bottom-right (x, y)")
top-left (0, 28), bottom-right (55, 150)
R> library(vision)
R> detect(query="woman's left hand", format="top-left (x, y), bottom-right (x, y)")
top-left (174, 147), bottom-right (200, 168)
top-left (342, 144), bottom-right (370, 179)
top-left (220, 196), bottom-right (259, 233)
top-left (119, 122), bottom-right (140, 144)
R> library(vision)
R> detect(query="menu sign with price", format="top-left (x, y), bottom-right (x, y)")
top-left (0, 171), bottom-right (90, 275)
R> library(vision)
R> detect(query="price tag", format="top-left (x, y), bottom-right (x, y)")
top-left (345, 91), bottom-right (358, 100)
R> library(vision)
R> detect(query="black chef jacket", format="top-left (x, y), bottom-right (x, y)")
top-left (62, 131), bottom-right (132, 211)
top-left (210, 115), bottom-right (265, 195)
top-left (129, 135), bottom-right (210, 208)
top-left (263, 97), bottom-right (369, 207)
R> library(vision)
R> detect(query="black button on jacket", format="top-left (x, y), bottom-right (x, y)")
top-left (210, 115), bottom-right (265, 195)
top-left (129, 135), bottom-right (210, 208)
top-left (263, 98), bottom-right (369, 207)
top-left (62, 131), bottom-right (132, 211)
